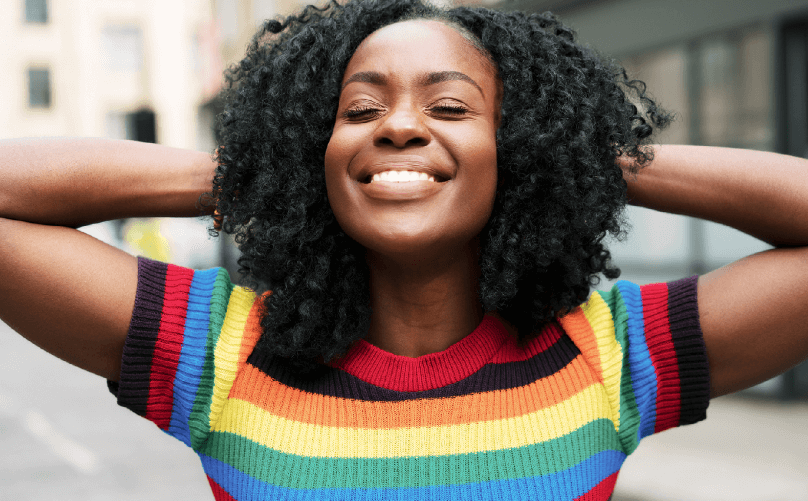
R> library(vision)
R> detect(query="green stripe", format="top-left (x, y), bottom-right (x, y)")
top-left (198, 419), bottom-right (620, 489)
top-left (596, 286), bottom-right (642, 454)
top-left (189, 268), bottom-right (234, 449)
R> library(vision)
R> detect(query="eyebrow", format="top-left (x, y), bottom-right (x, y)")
top-left (341, 70), bottom-right (484, 97)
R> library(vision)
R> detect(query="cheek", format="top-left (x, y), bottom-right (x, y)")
top-left (324, 130), bottom-right (365, 239)
top-left (461, 133), bottom-right (498, 213)
top-left (324, 125), bottom-right (354, 185)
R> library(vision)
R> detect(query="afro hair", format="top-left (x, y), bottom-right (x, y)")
top-left (211, 0), bottom-right (670, 368)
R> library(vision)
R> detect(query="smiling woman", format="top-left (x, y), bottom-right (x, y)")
top-left (2, 0), bottom-right (808, 500)
top-left (214, 0), bottom-right (662, 367)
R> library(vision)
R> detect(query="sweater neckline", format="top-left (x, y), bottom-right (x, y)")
top-left (330, 315), bottom-right (510, 392)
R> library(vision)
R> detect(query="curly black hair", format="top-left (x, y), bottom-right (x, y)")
top-left (212, 0), bottom-right (670, 367)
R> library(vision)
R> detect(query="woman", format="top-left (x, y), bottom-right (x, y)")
top-left (1, 0), bottom-right (807, 499)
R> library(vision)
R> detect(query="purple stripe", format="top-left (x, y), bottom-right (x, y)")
top-left (109, 257), bottom-right (168, 417)
top-left (667, 275), bottom-right (710, 425)
top-left (246, 334), bottom-right (581, 401)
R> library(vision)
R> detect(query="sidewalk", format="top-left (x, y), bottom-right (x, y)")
top-left (613, 396), bottom-right (808, 501)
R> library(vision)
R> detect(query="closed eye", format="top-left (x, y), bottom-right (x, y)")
top-left (429, 104), bottom-right (469, 117)
top-left (342, 106), bottom-right (384, 120)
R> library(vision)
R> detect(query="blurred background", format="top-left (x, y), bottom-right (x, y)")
top-left (1, 0), bottom-right (807, 499)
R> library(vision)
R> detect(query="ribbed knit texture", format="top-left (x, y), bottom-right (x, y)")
top-left (109, 257), bottom-right (710, 500)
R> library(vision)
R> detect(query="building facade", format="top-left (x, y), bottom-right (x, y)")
top-left (1, 0), bottom-right (223, 147)
top-left (502, 0), bottom-right (808, 398)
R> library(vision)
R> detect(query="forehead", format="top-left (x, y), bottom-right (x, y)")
top-left (343, 20), bottom-right (496, 86)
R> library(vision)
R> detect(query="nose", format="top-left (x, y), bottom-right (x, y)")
top-left (373, 103), bottom-right (431, 148)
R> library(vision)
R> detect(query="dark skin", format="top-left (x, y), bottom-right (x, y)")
top-left (324, 21), bottom-right (499, 357)
top-left (1, 21), bottom-right (807, 401)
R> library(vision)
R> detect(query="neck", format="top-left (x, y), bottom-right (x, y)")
top-left (364, 240), bottom-right (484, 357)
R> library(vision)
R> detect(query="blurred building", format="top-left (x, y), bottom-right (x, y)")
top-left (0, 0), bottom-right (308, 273)
top-left (501, 0), bottom-right (808, 398)
top-left (0, 0), bottom-right (221, 146)
top-left (5, 0), bottom-right (807, 394)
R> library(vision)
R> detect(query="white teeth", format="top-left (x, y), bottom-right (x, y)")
top-left (370, 170), bottom-right (437, 183)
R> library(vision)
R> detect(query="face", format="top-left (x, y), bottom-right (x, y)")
top-left (324, 20), bottom-right (500, 262)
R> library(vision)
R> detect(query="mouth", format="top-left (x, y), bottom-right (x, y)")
top-left (357, 168), bottom-right (449, 201)
top-left (360, 169), bottom-right (450, 184)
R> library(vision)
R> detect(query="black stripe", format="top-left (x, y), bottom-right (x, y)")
top-left (109, 257), bottom-right (168, 417)
top-left (246, 334), bottom-right (581, 401)
top-left (667, 275), bottom-right (710, 426)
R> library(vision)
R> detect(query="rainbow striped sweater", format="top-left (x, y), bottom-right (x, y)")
top-left (109, 257), bottom-right (710, 500)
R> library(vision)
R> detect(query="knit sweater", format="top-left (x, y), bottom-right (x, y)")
top-left (109, 257), bottom-right (710, 500)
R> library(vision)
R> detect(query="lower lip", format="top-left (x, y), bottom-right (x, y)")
top-left (358, 180), bottom-right (445, 201)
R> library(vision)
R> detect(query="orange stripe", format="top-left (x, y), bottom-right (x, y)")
top-left (236, 298), bottom-right (265, 368)
top-left (558, 308), bottom-right (604, 383)
top-left (229, 355), bottom-right (601, 428)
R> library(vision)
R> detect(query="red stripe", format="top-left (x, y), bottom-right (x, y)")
top-left (145, 264), bottom-right (194, 429)
top-left (640, 282), bottom-right (681, 433)
top-left (489, 322), bottom-right (563, 363)
top-left (331, 315), bottom-right (510, 391)
top-left (207, 476), bottom-right (238, 501)
top-left (574, 472), bottom-right (619, 500)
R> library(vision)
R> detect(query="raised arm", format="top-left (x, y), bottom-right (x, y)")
top-left (622, 145), bottom-right (808, 397)
top-left (0, 138), bottom-right (217, 380)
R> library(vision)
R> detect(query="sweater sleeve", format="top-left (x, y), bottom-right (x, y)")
top-left (564, 276), bottom-right (710, 456)
top-left (107, 257), bottom-right (262, 450)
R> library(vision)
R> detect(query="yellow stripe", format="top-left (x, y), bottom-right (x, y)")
top-left (208, 286), bottom-right (257, 431)
top-left (579, 292), bottom-right (624, 431)
top-left (213, 383), bottom-right (614, 458)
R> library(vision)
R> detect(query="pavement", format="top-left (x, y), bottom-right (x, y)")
top-left (1, 320), bottom-right (807, 501)
top-left (612, 397), bottom-right (808, 501)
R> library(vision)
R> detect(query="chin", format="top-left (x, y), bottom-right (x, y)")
top-left (358, 225), bottom-right (478, 265)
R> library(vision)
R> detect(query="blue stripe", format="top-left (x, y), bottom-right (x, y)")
top-left (199, 449), bottom-right (626, 500)
top-left (615, 281), bottom-right (658, 443)
top-left (168, 267), bottom-right (220, 447)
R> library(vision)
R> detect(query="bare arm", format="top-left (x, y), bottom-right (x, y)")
top-left (0, 138), bottom-right (218, 380)
top-left (622, 145), bottom-right (808, 397)
top-left (0, 137), bottom-right (215, 226)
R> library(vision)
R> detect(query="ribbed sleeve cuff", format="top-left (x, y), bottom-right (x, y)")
top-left (107, 257), bottom-right (168, 417)
top-left (667, 275), bottom-right (710, 425)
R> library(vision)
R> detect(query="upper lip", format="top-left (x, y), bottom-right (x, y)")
top-left (354, 157), bottom-right (452, 183)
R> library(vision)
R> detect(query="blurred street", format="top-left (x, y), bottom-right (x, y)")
top-left (0, 321), bottom-right (211, 501)
top-left (2, 320), bottom-right (807, 500)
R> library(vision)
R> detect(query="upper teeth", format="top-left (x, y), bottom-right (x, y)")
top-left (371, 170), bottom-right (436, 183)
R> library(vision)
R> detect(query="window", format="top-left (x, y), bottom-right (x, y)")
top-left (25, 0), bottom-right (48, 24)
top-left (106, 109), bottom-right (157, 143)
top-left (780, 20), bottom-right (808, 159)
top-left (128, 109), bottom-right (157, 143)
top-left (27, 67), bottom-right (51, 108)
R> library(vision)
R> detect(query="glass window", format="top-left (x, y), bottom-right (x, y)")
top-left (699, 37), bottom-right (736, 146)
top-left (25, 0), bottom-right (48, 24)
top-left (27, 67), bottom-right (51, 108)
top-left (105, 109), bottom-right (157, 143)
top-left (621, 47), bottom-right (690, 145)
top-left (696, 29), bottom-right (773, 149)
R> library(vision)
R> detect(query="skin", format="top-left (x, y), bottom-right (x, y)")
top-left (0, 21), bottom-right (806, 401)
top-left (0, 139), bottom-right (214, 380)
top-left (325, 21), bottom-right (500, 357)
top-left (621, 146), bottom-right (808, 396)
